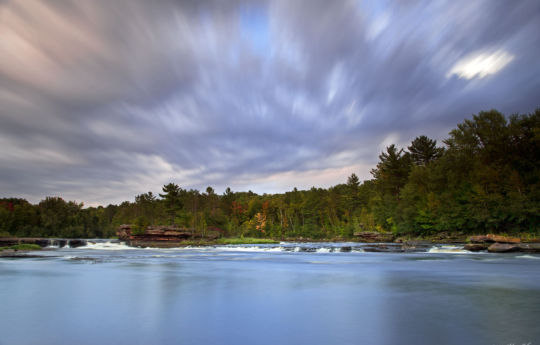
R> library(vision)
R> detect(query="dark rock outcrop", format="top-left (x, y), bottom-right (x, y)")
top-left (464, 243), bottom-right (489, 251)
top-left (353, 232), bottom-right (395, 243)
top-left (363, 244), bottom-right (405, 253)
top-left (67, 239), bottom-right (86, 248)
top-left (0, 238), bottom-right (82, 248)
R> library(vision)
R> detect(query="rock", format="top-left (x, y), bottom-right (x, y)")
top-left (297, 247), bottom-right (316, 252)
top-left (487, 243), bottom-right (521, 253)
top-left (0, 238), bottom-right (20, 247)
top-left (517, 243), bottom-right (540, 253)
top-left (469, 235), bottom-right (494, 244)
top-left (470, 234), bottom-right (520, 244)
top-left (117, 225), bottom-right (223, 244)
top-left (363, 244), bottom-right (407, 253)
top-left (488, 235), bottom-right (520, 244)
top-left (464, 243), bottom-right (489, 251)
top-left (339, 246), bottom-right (352, 252)
top-left (67, 239), bottom-right (86, 248)
top-left (0, 237), bottom-right (68, 248)
top-left (353, 232), bottom-right (394, 243)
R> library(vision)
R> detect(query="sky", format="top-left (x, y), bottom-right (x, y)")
top-left (1, 0), bottom-right (539, 206)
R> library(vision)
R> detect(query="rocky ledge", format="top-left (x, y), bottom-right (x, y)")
top-left (117, 224), bottom-right (223, 247)
top-left (0, 238), bottom-right (86, 248)
top-left (465, 234), bottom-right (540, 253)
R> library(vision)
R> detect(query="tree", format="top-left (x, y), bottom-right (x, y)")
top-left (371, 144), bottom-right (412, 196)
top-left (345, 173), bottom-right (361, 214)
top-left (159, 183), bottom-right (183, 225)
top-left (408, 135), bottom-right (443, 166)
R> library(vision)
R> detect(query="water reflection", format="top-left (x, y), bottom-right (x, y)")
top-left (1, 248), bottom-right (539, 345)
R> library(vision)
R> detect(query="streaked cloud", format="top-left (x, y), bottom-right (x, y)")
top-left (447, 49), bottom-right (515, 80)
top-left (0, 0), bottom-right (539, 205)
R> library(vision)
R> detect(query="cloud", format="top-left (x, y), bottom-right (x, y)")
top-left (0, 0), bottom-right (539, 205)
top-left (446, 49), bottom-right (515, 80)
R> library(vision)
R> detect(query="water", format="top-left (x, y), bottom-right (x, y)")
top-left (1, 241), bottom-right (540, 345)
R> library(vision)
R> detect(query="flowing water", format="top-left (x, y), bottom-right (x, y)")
top-left (1, 241), bottom-right (540, 345)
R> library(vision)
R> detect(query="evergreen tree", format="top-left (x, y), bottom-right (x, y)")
top-left (159, 183), bottom-right (183, 225)
top-left (408, 135), bottom-right (443, 166)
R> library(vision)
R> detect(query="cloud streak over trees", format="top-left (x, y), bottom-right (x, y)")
top-left (1, 0), bottom-right (539, 205)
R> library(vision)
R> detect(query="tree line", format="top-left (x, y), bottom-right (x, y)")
top-left (1, 109), bottom-right (538, 239)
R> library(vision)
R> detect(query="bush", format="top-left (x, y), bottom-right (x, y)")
top-left (132, 216), bottom-right (150, 235)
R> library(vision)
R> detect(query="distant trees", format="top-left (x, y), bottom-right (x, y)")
top-left (0, 109), bottom-right (537, 239)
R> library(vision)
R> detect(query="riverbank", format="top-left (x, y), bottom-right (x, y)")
top-left (2, 233), bottom-right (540, 253)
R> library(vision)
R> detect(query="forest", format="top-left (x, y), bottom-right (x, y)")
top-left (1, 109), bottom-right (538, 239)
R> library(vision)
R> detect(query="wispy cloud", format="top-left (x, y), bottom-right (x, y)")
top-left (0, 0), bottom-right (539, 205)
top-left (447, 49), bottom-right (515, 80)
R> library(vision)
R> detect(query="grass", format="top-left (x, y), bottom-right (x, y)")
top-left (129, 238), bottom-right (279, 248)
top-left (0, 244), bottom-right (42, 251)
top-left (216, 237), bottom-right (280, 245)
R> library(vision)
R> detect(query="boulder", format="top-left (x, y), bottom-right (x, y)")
top-left (487, 243), bottom-right (521, 253)
top-left (67, 239), bottom-right (86, 248)
top-left (517, 243), bottom-right (540, 253)
top-left (464, 243), bottom-right (489, 252)
top-left (339, 246), bottom-right (352, 252)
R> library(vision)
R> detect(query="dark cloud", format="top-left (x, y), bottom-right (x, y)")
top-left (1, 0), bottom-right (539, 205)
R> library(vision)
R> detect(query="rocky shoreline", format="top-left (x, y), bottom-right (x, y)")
top-left (1, 230), bottom-right (539, 253)
top-left (464, 234), bottom-right (540, 253)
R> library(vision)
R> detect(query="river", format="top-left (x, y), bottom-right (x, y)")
top-left (1, 241), bottom-right (539, 345)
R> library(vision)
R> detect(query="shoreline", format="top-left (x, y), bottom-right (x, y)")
top-left (2, 234), bottom-right (540, 254)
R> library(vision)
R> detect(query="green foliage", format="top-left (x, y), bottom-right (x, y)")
top-left (371, 144), bottom-right (412, 196)
top-left (132, 216), bottom-right (150, 235)
top-left (215, 237), bottom-right (279, 245)
top-left (159, 183), bottom-right (184, 224)
top-left (0, 109), bottom-right (538, 239)
top-left (0, 244), bottom-right (42, 251)
top-left (408, 135), bottom-right (444, 166)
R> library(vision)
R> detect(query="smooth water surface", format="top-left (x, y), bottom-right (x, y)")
top-left (1, 242), bottom-right (540, 345)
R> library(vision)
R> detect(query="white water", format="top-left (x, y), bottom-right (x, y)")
top-left (427, 245), bottom-right (470, 254)
top-left (516, 255), bottom-right (540, 260)
top-left (51, 241), bottom-right (532, 255)
top-left (66, 242), bottom-right (366, 253)
top-left (77, 241), bottom-right (136, 250)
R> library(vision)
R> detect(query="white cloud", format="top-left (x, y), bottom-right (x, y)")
top-left (446, 49), bottom-right (514, 80)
